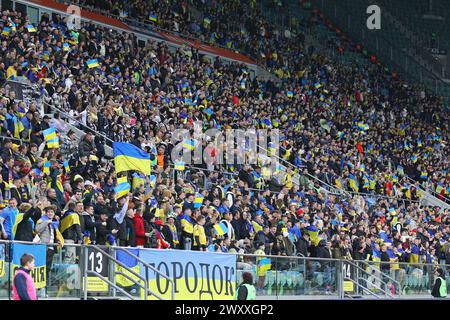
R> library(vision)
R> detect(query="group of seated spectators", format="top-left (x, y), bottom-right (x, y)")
top-left (0, 2), bottom-right (448, 285)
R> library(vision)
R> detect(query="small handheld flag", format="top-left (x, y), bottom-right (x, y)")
top-left (174, 161), bottom-right (185, 171)
top-left (47, 137), bottom-right (59, 149)
top-left (43, 160), bottom-right (51, 174)
top-left (213, 222), bottom-right (228, 236)
top-left (194, 193), bottom-right (204, 209)
top-left (63, 160), bottom-right (70, 173)
top-left (26, 24), bottom-right (36, 32)
top-left (86, 58), bottom-right (100, 69)
top-left (42, 128), bottom-right (57, 141)
top-left (114, 178), bottom-right (131, 199)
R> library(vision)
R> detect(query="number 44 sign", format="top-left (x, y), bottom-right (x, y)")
top-left (84, 247), bottom-right (109, 292)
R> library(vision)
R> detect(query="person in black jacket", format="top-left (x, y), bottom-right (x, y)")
top-left (95, 210), bottom-right (110, 245)
top-left (296, 232), bottom-right (310, 257)
top-left (124, 208), bottom-right (136, 247)
top-left (316, 239), bottom-right (331, 271)
top-left (82, 204), bottom-right (96, 244)
top-left (231, 211), bottom-right (248, 240)
top-left (254, 225), bottom-right (271, 252)
top-left (14, 203), bottom-right (41, 242)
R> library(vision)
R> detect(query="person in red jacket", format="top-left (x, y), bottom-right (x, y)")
top-left (133, 207), bottom-right (148, 247)
top-left (154, 220), bottom-right (170, 249)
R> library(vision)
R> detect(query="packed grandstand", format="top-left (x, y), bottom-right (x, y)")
top-left (0, 0), bottom-right (449, 299)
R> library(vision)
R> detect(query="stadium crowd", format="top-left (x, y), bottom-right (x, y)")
top-left (0, 4), bottom-right (448, 288)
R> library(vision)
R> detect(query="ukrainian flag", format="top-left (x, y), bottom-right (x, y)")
top-left (194, 193), bottom-right (204, 209)
top-left (132, 173), bottom-right (146, 190)
top-left (114, 178), bottom-right (131, 199)
top-left (213, 222), bottom-right (228, 236)
top-left (64, 160), bottom-right (70, 173)
top-left (357, 122), bottom-right (369, 131)
top-left (286, 91), bottom-right (293, 98)
top-left (149, 175), bottom-right (156, 188)
top-left (174, 161), bottom-right (185, 171)
top-left (349, 174), bottom-right (359, 192)
top-left (258, 258), bottom-right (271, 271)
top-left (59, 211), bottom-right (81, 234)
top-left (26, 24), bottom-right (36, 32)
top-left (149, 14), bottom-right (158, 22)
top-left (42, 128), bottom-right (57, 141)
top-left (2, 27), bottom-right (10, 36)
top-left (182, 139), bottom-right (195, 151)
top-left (314, 82), bottom-right (321, 89)
top-left (47, 137), bottom-right (59, 149)
top-left (43, 160), bottom-right (51, 174)
top-left (86, 58), bottom-right (100, 69)
top-left (113, 142), bottom-right (151, 175)
top-left (63, 42), bottom-right (70, 51)
top-left (306, 225), bottom-right (319, 243)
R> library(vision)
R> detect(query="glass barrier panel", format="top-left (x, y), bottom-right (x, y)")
top-left (0, 242), bottom-right (10, 299)
top-left (47, 244), bottom-right (82, 299)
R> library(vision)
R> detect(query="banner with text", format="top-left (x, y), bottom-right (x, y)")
top-left (138, 249), bottom-right (236, 300)
top-left (11, 243), bottom-right (46, 289)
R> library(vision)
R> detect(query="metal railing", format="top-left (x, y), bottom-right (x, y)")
top-left (0, 240), bottom-right (449, 299)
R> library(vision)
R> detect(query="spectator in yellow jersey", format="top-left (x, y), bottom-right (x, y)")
top-left (193, 215), bottom-right (207, 251)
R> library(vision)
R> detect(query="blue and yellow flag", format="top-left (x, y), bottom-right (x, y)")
top-left (174, 161), bottom-right (185, 171)
top-left (63, 160), bottom-right (70, 173)
top-left (194, 193), bottom-right (204, 209)
top-left (43, 159), bottom-right (51, 175)
top-left (59, 211), bottom-right (81, 234)
top-left (26, 24), bottom-right (36, 32)
top-left (113, 142), bottom-right (151, 175)
top-left (349, 174), bottom-right (359, 192)
top-left (86, 58), bottom-right (99, 69)
top-left (182, 139), bottom-right (195, 151)
top-left (47, 137), bottom-right (59, 149)
top-left (213, 222), bottom-right (228, 236)
top-left (114, 177), bottom-right (131, 199)
top-left (42, 128), bottom-right (57, 141)
top-left (132, 173), bottom-right (146, 190)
